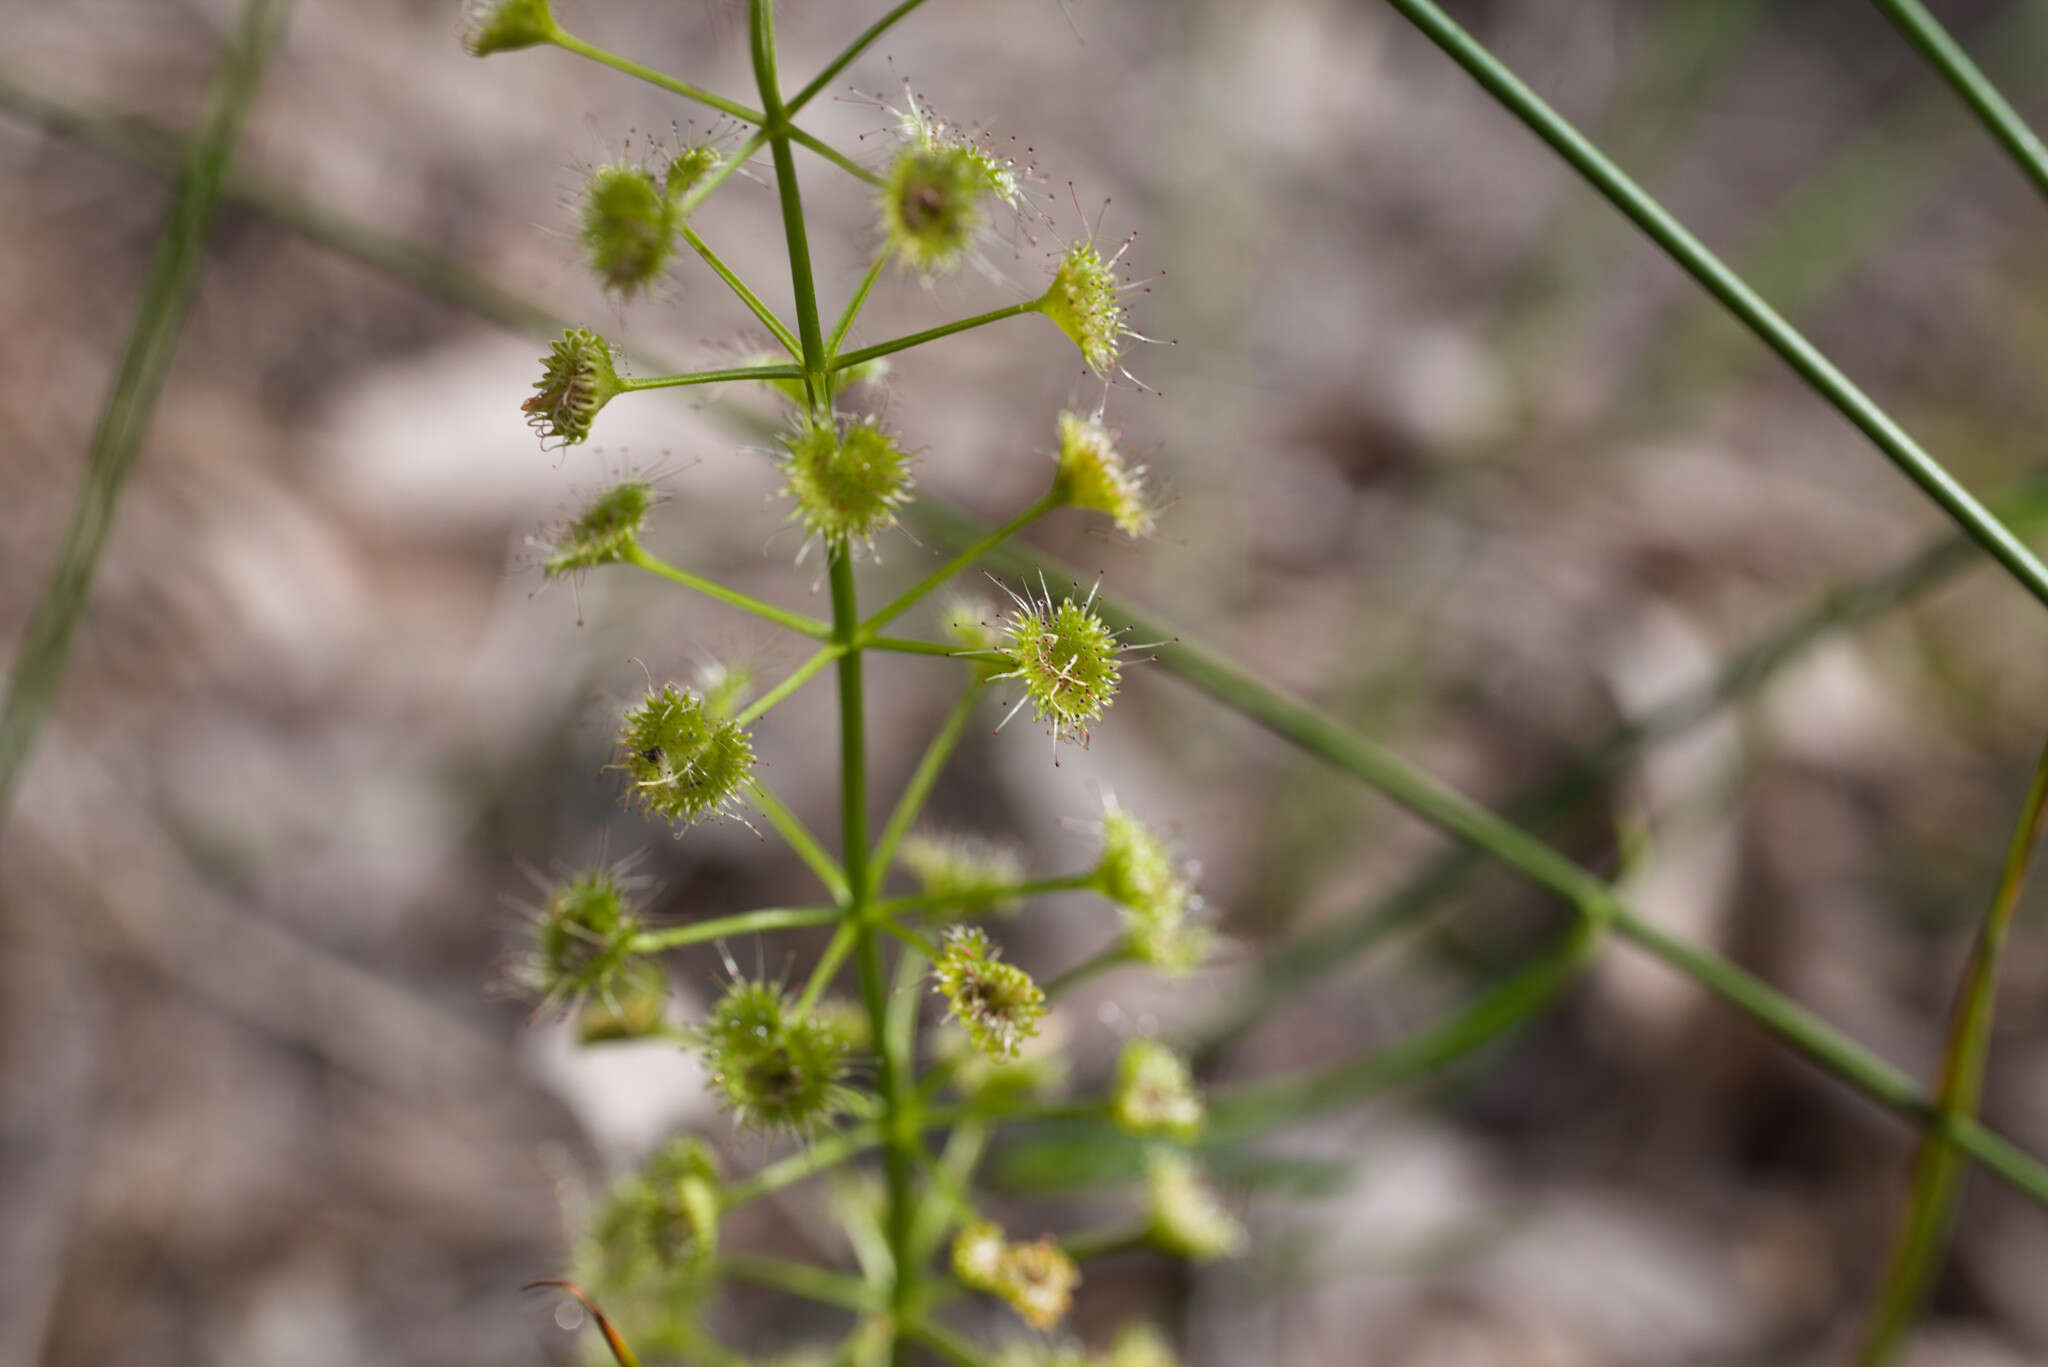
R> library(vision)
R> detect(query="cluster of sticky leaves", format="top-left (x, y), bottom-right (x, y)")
top-left (1052, 410), bottom-right (1154, 539)
top-left (1109, 1039), bottom-right (1204, 1142)
top-left (777, 415), bottom-right (915, 554)
top-left (525, 328), bottom-right (624, 449)
top-left (582, 162), bottom-right (681, 296)
top-left (543, 479), bottom-right (655, 580)
top-left (1144, 1152), bottom-right (1243, 1261)
top-left (899, 832), bottom-right (1026, 914)
top-left (879, 94), bottom-right (1022, 274)
top-left (933, 926), bottom-right (1046, 1061)
top-left (989, 1325), bottom-right (1183, 1367)
top-left (573, 1136), bottom-right (723, 1358)
top-left (1040, 240), bottom-right (1127, 377)
top-left (616, 683), bottom-right (756, 829)
top-left (696, 979), bottom-right (854, 1132)
top-left (514, 864), bottom-right (647, 1015)
top-left (953, 1221), bottom-right (1080, 1331)
top-left (990, 578), bottom-right (1124, 750)
top-left (1093, 796), bottom-right (1208, 973)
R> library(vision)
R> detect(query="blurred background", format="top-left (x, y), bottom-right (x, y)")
top-left (6, 0), bottom-right (2048, 1363)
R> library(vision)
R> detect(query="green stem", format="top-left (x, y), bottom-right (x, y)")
top-left (904, 498), bottom-right (2048, 1208)
top-left (788, 0), bottom-right (934, 115)
top-left (1042, 946), bottom-right (1135, 1001)
top-left (1382, 0), bottom-right (2048, 615)
top-left (831, 300), bottom-right (1043, 373)
top-left (861, 493), bottom-right (1058, 637)
top-left (1607, 906), bottom-right (2048, 1207)
top-left (676, 129), bottom-right (767, 218)
top-left (795, 921), bottom-right (860, 1016)
top-left (750, 4), bottom-right (829, 402)
top-left (1210, 915), bottom-right (1602, 1134)
top-left (735, 646), bottom-right (845, 728)
top-left (827, 249), bottom-right (894, 364)
top-left (869, 683), bottom-right (984, 897)
top-left (551, 30), bottom-right (766, 124)
top-left (617, 362), bottom-right (806, 391)
top-left (1192, 478), bottom-right (2048, 1062)
top-left (0, 0), bottom-right (293, 829)
top-left (877, 919), bottom-right (940, 958)
top-left (627, 905), bottom-right (841, 955)
top-left (902, 1318), bottom-right (987, 1367)
top-left (860, 635), bottom-right (967, 659)
top-left (1860, 730), bottom-right (2048, 1363)
top-left (1061, 1224), bottom-right (1151, 1264)
top-left (624, 543), bottom-right (831, 639)
top-left (876, 873), bottom-right (1097, 919)
top-left (1867, 0), bottom-right (2048, 206)
top-left (720, 1123), bottom-right (881, 1209)
top-left (679, 222), bottom-right (801, 356)
top-left (750, 780), bottom-right (853, 905)
top-left (719, 1254), bottom-right (881, 1312)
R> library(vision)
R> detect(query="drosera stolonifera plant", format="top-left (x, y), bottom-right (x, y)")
top-left (463, 3), bottom-right (1230, 1362)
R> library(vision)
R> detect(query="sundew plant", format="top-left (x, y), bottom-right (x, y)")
top-left (391, 1), bottom-right (2048, 1364)
top-left (470, 2), bottom-right (1215, 1363)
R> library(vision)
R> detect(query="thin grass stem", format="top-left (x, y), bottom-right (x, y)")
top-left (1382, 0), bottom-right (2048, 614)
top-left (624, 544), bottom-right (831, 639)
top-left (1867, 0), bottom-right (2048, 206)
top-left (1859, 730), bottom-right (2048, 1363)
top-left (0, 0), bottom-right (293, 828)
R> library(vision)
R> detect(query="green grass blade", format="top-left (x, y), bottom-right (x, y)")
top-left (1869, 0), bottom-right (2048, 205)
top-left (1644, 0), bottom-right (2048, 407)
top-left (1381, 0), bottom-right (2048, 613)
top-left (0, 0), bottom-right (293, 828)
top-left (1193, 477), bottom-right (2048, 1060)
top-left (1859, 731), bottom-right (2048, 1364)
top-left (901, 497), bottom-right (2048, 1208)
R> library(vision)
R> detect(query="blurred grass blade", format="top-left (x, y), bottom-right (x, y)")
top-left (902, 497), bottom-right (2048, 1209)
top-left (1194, 476), bottom-right (2048, 1060)
top-left (1645, 0), bottom-right (2048, 405)
top-left (1380, 0), bottom-right (2048, 614)
top-left (1209, 914), bottom-right (1603, 1137)
top-left (1859, 732), bottom-right (2048, 1364)
top-left (1869, 0), bottom-right (2048, 205)
top-left (0, 0), bottom-right (292, 826)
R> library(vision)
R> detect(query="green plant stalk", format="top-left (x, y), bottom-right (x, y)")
top-left (720, 1254), bottom-right (883, 1312)
top-left (734, 645), bottom-right (844, 728)
top-left (1192, 480), bottom-right (2048, 1061)
top-left (905, 499), bottom-right (2048, 1207)
top-left (749, 3), bottom-right (920, 1347)
top-left (862, 492), bottom-right (1058, 637)
top-left (832, 300), bottom-right (1044, 372)
top-left (619, 362), bottom-right (807, 391)
top-left (861, 635), bottom-right (966, 660)
top-left (787, 0), bottom-right (933, 115)
top-left (1041, 946), bottom-right (1136, 1000)
top-left (549, 28), bottom-right (878, 187)
top-left (0, 0), bottom-right (292, 828)
top-left (795, 921), bottom-right (860, 1016)
top-left (1860, 730), bottom-right (2048, 1363)
top-left (868, 683), bottom-right (984, 897)
top-left (720, 1122), bottom-right (882, 1210)
top-left (1868, 0), bottom-right (2048, 205)
top-left (679, 222), bottom-right (801, 356)
top-left (828, 249), bottom-right (895, 367)
top-left (877, 873), bottom-right (1097, 919)
top-left (1211, 914), bottom-right (1602, 1135)
top-left (1381, 0), bottom-right (2048, 614)
top-left (627, 905), bottom-right (842, 955)
top-left (624, 544), bottom-right (830, 638)
top-left (749, 781), bottom-right (851, 904)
